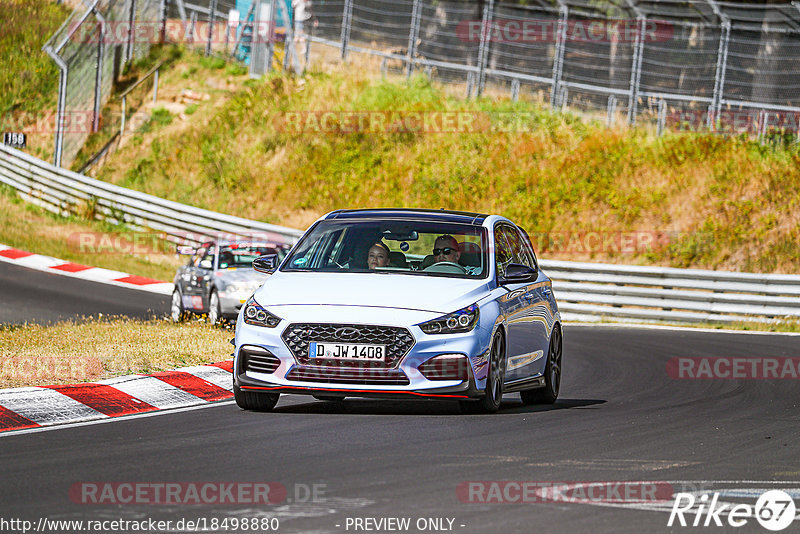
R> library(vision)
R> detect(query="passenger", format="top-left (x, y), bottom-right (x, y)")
top-left (367, 242), bottom-right (391, 269)
top-left (432, 235), bottom-right (461, 265)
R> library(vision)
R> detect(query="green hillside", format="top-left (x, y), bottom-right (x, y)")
top-left (92, 61), bottom-right (799, 273)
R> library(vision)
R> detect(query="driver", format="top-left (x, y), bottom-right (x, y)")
top-left (432, 235), bottom-right (461, 265)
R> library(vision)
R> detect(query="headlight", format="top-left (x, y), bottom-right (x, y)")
top-left (225, 281), bottom-right (262, 293)
top-left (417, 303), bottom-right (479, 335)
top-left (242, 297), bottom-right (282, 328)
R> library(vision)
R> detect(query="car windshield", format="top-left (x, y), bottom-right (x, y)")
top-left (281, 220), bottom-right (488, 278)
top-left (217, 245), bottom-right (285, 270)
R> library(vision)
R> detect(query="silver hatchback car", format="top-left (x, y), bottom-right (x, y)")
top-left (233, 209), bottom-right (562, 414)
top-left (171, 241), bottom-right (289, 325)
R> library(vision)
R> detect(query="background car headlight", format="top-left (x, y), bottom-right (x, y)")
top-left (243, 297), bottom-right (281, 327)
top-left (418, 304), bottom-right (479, 334)
top-left (222, 281), bottom-right (262, 294)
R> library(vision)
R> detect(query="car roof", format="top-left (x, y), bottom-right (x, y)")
top-left (324, 208), bottom-right (488, 226)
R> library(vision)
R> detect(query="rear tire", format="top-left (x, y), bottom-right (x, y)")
top-left (170, 289), bottom-right (187, 323)
top-left (520, 325), bottom-right (562, 405)
top-left (460, 331), bottom-right (505, 414)
top-left (234, 385), bottom-right (279, 411)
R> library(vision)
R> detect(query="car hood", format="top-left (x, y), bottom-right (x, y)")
top-left (254, 272), bottom-right (491, 314)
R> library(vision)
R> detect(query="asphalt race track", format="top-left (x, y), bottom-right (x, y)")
top-left (0, 262), bottom-right (169, 324)
top-left (1, 322), bottom-right (798, 533)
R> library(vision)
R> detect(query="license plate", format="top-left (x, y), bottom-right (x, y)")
top-left (309, 342), bottom-right (386, 361)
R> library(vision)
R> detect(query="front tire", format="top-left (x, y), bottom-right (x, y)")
top-left (460, 331), bottom-right (506, 414)
top-left (170, 289), bottom-right (187, 323)
top-left (207, 290), bottom-right (222, 326)
top-left (234, 385), bottom-right (279, 411)
top-left (520, 325), bottom-right (562, 405)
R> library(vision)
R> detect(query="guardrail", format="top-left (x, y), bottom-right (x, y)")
top-left (540, 260), bottom-right (800, 323)
top-left (0, 145), bottom-right (303, 246)
top-left (2, 144), bottom-right (799, 324)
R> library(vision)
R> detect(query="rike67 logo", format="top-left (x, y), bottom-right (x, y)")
top-left (668, 490), bottom-right (797, 531)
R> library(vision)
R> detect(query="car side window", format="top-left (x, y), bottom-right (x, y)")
top-left (200, 246), bottom-right (215, 270)
top-left (192, 247), bottom-right (207, 267)
top-left (494, 226), bottom-right (513, 278)
top-left (503, 226), bottom-right (535, 270)
top-left (517, 227), bottom-right (538, 271)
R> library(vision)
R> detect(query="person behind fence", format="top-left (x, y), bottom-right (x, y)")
top-left (292, 0), bottom-right (313, 69)
top-left (367, 242), bottom-right (391, 270)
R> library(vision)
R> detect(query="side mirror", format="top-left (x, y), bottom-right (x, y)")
top-left (253, 254), bottom-right (279, 274)
top-left (499, 263), bottom-right (537, 285)
top-left (198, 259), bottom-right (213, 270)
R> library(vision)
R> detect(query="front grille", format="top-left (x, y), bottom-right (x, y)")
top-left (240, 346), bottom-right (280, 374)
top-left (286, 366), bottom-right (411, 386)
top-left (282, 323), bottom-right (415, 369)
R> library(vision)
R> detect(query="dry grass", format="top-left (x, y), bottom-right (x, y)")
top-left (0, 0), bottom-right (69, 163)
top-left (0, 318), bottom-right (231, 388)
top-left (0, 185), bottom-right (181, 281)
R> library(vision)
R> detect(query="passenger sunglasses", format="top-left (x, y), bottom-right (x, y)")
top-left (433, 247), bottom-right (456, 256)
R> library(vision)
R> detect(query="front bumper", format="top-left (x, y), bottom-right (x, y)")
top-left (218, 293), bottom-right (250, 318)
top-left (237, 375), bottom-right (476, 400)
top-left (233, 315), bottom-right (495, 400)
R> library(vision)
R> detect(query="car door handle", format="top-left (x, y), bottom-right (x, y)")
top-left (541, 287), bottom-right (551, 296)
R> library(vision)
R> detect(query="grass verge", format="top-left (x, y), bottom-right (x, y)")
top-left (0, 0), bottom-right (71, 162)
top-left (0, 318), bottom-right (231, 389)
top-left (0, 184), bottom-right (181, 281)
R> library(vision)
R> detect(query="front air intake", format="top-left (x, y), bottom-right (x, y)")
top-left (239, 345), bottom-right (280, 374)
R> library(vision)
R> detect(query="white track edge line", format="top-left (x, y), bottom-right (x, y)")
top-left (0, 246), bottom-right (171, 295)
top-left (563, 322), bottom-right (800, 336)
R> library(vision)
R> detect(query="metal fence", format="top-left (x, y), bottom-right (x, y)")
top-left (0, 144), bottom-right (303, 247)
top-left (2, 142), bottom-right (799, 324)
top-left (44, 0), bottom-right (800, 168)
top-left (44, 0), bottom-right (165, 169)
top-left (541, 259), bottom-right (800, 324)
top-left (301, 0), bottom-right (800, 136)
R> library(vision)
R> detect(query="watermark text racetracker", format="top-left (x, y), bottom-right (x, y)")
top-left (273, 110), bottom-right (618, 135)
top-left (70, 482), bottom-right (286, 505)
top-left (69, 481), bottom-right (327, 506)
top-left (65, 231), bottom-right (289, 256)
top-left (667, 357), bottom-right (800, 380)
top-left (0, 516), bottom-right (279, 533)
top-left (457, 481), bottom-right (675, 504)
top-left (66, 230), bottom-right (708, 257)
top-left (0, 355), bottom-right (102, 384)
top-left (456, 19), bottom-right (674, 43)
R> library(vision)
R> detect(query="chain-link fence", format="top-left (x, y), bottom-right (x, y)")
top-left (302, 0), bottom-right (800, 137)
top-left (46, 0), bottom-right (800, 168)
top-left (44, 0), bottom-right (166, 168)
